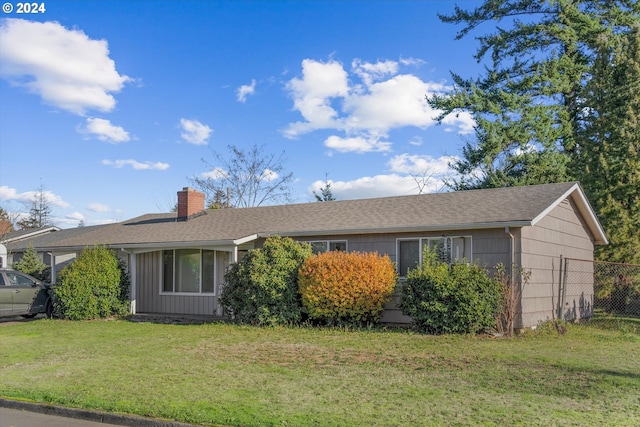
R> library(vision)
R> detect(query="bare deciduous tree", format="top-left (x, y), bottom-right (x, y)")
top-left (192, 144), bottom-right (294, 208)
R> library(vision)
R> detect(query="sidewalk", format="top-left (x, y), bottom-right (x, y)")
top-left (0, 399), bottom-right (206, 427)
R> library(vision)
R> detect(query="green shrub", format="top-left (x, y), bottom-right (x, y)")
top-left (12, 246), bottom-right (50, 282)
top-left (53, 246), bottom-right (129, 320)
top-left (219, 236), bottom-right (312, 326)
top-left (400, 248), bottom-right (501, 334)
top-left (298, 251), bottom-right (397, 326)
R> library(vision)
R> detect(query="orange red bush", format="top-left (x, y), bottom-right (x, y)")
top-left (298, 251), bottom-right (397, 325)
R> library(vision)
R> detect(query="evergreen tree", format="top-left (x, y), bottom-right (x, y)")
top-left (313, 175), bottom-right (336, 202)
top-left (16, 184), bottom-right (53, 229)
top-left (429, 0), bottom-right (639, 190)
top-left (576, 25), bottom-right (640, 263)
top-left (12, 246), bottom-right (50, 281)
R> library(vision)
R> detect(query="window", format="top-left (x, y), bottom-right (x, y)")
top-left (6, 272), bottom-right (36, 287)
top-left (308, 240), bottom-right (347, 255)
top-left (162, 249), bottom-right (216, 294)
top-left (397, 236), bottom-right (472, 276)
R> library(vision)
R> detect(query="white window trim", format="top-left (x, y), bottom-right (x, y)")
top-left (306, 240), bottom-right (348, 253)
top-left (396, 236), bottom-right (472, 277)
top-left (160, 249), bottom-right (217, 296)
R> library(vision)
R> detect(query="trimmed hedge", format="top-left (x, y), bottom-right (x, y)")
top-left (53, 246), bottom-right (130, 320)
top-left (298, 251), bottom-right (397, 326)
top-left (400, 248), bottom-right (501, 334)
top-left (219, 236), bottom-right (312, 326)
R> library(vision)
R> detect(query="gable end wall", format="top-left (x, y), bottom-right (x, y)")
top-left (519, 198), bottom-right (596, 328)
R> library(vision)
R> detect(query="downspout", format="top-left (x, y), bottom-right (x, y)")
top-left (121, 248), bottom-right (136, 315)
top-left (505, 226), bottom-right (518, 331)
top-left (47, 252), bottom-right (55, 283)
top-left (504, 227), bottom-right (515, 282)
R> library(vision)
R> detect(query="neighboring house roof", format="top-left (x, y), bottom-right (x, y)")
top-left (4, 182), bottom-right (608, 252)
top-left (0, 226), bottom-right (61, 244)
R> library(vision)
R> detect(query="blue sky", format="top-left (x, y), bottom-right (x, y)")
top-left (1, 0), bottom-right (485, 228)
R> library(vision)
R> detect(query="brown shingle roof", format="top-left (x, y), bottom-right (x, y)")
top-left (6, 182), bottom-right (607, 251)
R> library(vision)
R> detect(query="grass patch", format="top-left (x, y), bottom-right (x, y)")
top-left (1, 318), bottom-right (639, 426)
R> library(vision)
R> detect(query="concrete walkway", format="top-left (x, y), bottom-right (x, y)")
top-left (0, 407), bottom-right (125, 427)
top-left (0, 399), bottom-right (205, 427)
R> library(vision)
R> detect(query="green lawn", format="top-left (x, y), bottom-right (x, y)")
top-left (1, 317), bottom-right (638, 427)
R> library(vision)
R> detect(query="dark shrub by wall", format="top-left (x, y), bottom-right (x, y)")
top-left (53, 246), bottom-right (129, 320)
top-left (219, 236), bottom-right (312, 326)
top-left (400, 248), bottom-right (501, 334)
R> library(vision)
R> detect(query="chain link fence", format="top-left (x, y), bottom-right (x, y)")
top-left (562, 258), bottom-right (640, 320)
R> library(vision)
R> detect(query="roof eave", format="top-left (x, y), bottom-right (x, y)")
top-left (530, 182), bottom-right (608, 245)
top-left (258, 221), bottom-right (534, 238)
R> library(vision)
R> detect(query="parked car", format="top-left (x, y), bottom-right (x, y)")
top-left (0, 269), bottom-right (53, 318)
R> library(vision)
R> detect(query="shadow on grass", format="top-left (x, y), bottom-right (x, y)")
top-left (124, 314), bottom-right (224, 325)
top-left (584, 312), bottom-right (640, 335)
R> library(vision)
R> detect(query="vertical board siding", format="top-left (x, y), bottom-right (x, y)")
top-left (136, 250), bottom-right (220, 316)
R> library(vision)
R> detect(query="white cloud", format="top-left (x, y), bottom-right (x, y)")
top-left (409, 136), bottom-right (423, 146)
top-left (102, 159), bottom-right (169, 170)
top-left (351, 59), bottom-right (399, 86)
top-left (201, 167), bottom-right (228, 180)
top-left (87, 202), bottom-right (111, 212)
top-left (0, 185), bottom-right (70, 208)
top-left (387, 154), bottom-right (455, 176)
top-left (237, 79), bottom-right (256, 102)
top-left (200, 167), bottom-right (278, 182)
top-left (342, 74), bottom-right (446, 132)
top-left (284, 59), bottom-right (350, 138)
top-left (179, 118), bottom-right (212, 145)
top-left (441, 111), bottom-right (475, 135)
top-left (66, 212), bottom-right (85, 221)
top-left (307, 154), bottom-right (459, 200)
top-left (260, 169), bottom-right (279, 182)
top-left (78, 117), bottom-right (130, 143)
top-left (283, 57), bottom-right (473, 150)
top-left (399, 57), bottom-right (426, 67)
top-left (0, 18), bottom-right (130, 115)
top-left (309, 172), bottom-right (450, 200)
top-left (309, 174), bottom-right (418, 200)
top-left (324, 135), bottom-right (391, 153)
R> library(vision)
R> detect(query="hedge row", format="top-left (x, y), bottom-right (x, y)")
top-left (220, 236), bottom-right (397, 327)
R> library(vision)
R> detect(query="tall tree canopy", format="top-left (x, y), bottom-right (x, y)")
top-left (430, 0), bottom-right (639, 262)
top-left (576, 25), bottom-right (640, 263)
top-left (429, 0), bottom-right (639, 190)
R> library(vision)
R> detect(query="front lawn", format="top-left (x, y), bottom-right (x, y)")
top-left (0, 317), bottom-right (638, 426)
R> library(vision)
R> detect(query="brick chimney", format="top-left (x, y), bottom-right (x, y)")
top-left (177, 187), bottom-right (205, 220)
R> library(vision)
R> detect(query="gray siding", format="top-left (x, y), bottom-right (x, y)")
top-left (297, 229), bottom-right (513, 325)
top-left (519, 198), bottom-right (595, 327)
top-left (136, 251), bottom-right (229, 316)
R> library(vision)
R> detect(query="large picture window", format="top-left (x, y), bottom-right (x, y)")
top-left (397, 236), bottom-right (472, 276)
top-left (162, 249), bottom-right (216, 294)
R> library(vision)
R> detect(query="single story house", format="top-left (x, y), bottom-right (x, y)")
top-left (5, 182), bottom-right (607, 329)
top-left (0, 226), bottom-right (60, 268)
